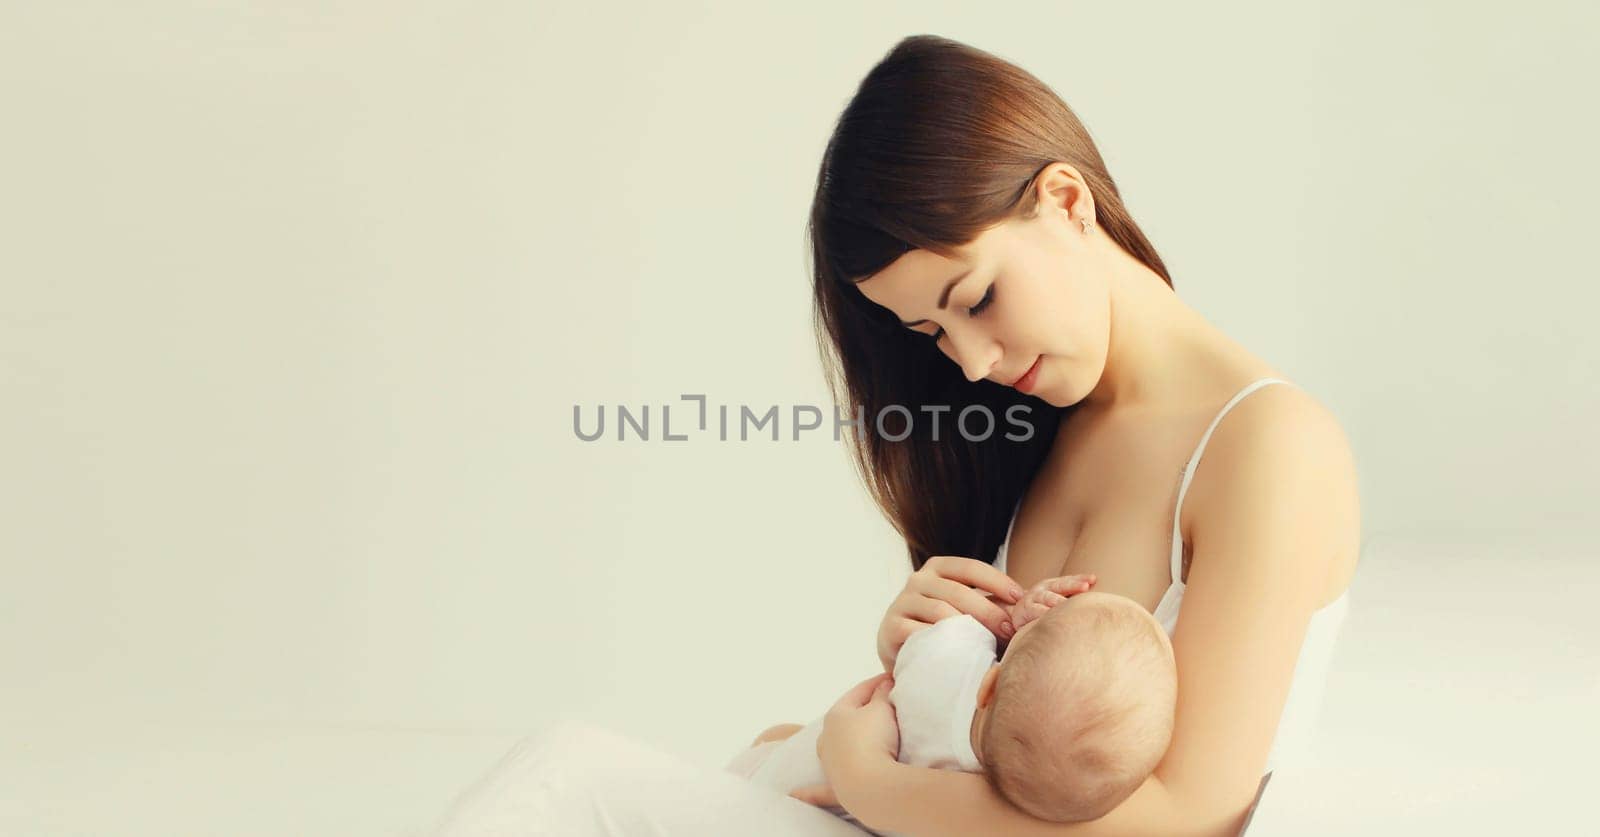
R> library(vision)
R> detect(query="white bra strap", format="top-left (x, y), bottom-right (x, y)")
top-left (1168, 378), bottom-right (1292, 584)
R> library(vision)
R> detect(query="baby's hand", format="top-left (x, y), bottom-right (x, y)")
top-left (1008, 574), bottom-right (1097, 633)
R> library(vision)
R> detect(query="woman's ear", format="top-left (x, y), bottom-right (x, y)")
top-left (1029, 162), bottom-right (1093, 223)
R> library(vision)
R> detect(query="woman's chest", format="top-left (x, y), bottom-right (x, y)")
top-left (1004, 414), bottom-right (1201, 614)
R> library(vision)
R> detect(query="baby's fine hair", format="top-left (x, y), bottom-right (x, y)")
top-left (980, 593), bottom-right (1178, 822)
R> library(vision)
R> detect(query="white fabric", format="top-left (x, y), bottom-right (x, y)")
top-left (993, 377), bottom-right (1351, 773)
top-left (887, 613), bottom-right (994, 773)
top-left (429, 718), bottom-right (873, 836)
top-left (730, 613), bottom-right (996, 836)
top-left (738, 614), bottom-right (995, 791)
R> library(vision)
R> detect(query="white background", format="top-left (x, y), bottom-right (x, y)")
top-left (3, 2), bottom-right (1596, 834)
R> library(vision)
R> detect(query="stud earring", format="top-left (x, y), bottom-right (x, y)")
top-left (1080, 218), bottom-right (1092, 234)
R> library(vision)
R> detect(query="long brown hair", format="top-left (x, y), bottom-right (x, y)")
top-left (808, 35), bottom-right (1174, 571)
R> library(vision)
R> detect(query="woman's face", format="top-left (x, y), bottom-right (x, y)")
top-left (854, 171), bottom-right (1112, 409)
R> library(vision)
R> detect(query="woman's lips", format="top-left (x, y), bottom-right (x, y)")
top-left (1012, 356), bottom-right (1042, 393)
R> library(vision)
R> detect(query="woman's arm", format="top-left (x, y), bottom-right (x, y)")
top-left (847, 761), bottom-right (1205, 837)
top-left (845, 390), bottom-right (1358, 837)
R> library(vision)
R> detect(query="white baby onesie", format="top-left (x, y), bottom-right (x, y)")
top-left (885, 612), bottom-right (996, 772)
top-left (726, 615), bottom-right (997, 831)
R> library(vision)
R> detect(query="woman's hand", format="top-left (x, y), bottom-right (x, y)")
top-left (1006, 573), bottom-right (1097, 632)
top-left (876, 555), bottom-right (1026, 672)
top-left (787, 672), bottom-right (899, 820)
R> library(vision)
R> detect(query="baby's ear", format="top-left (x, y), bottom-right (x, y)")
top-left (975, 663), bottom-right (1003, 709)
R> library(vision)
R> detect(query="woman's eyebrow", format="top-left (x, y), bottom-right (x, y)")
top-left (899, 268), bottom-right (973, 327)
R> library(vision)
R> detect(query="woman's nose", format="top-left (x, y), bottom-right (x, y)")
top-left (947, 329), bottom-right (999, 383)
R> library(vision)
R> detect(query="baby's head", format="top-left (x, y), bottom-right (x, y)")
top-left (968, 591), bottom-right (1177, 822)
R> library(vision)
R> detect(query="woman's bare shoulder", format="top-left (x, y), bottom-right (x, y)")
top-left (1184, 380), bottom-right (1362, 598)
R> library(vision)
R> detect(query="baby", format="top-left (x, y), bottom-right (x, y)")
top-left (725, 580), bottom-right (1178, 829)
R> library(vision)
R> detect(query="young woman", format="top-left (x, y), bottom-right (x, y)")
top-left (433, 34), bottom-right (1358, 837)
top-left (776, 34), bottom-right (1360, 837)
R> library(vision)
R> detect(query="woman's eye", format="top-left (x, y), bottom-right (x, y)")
top-left (968, 285), bottom-right (994, 316)
top-left (928, 286), bottom-right (993, 343)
